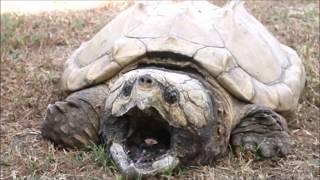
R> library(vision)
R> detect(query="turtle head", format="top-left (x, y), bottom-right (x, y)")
top-left (102, 68), bottom-right (227, 178)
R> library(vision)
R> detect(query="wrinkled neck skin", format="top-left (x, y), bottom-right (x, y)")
top-left (100, 57), bottom-right (237, 177)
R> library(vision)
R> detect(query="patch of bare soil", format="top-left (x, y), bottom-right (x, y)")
top-left (1, 1), bottom-right (319, 179)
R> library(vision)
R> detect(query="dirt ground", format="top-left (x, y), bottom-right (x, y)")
top-left (1, 1), bottom-right (319, 179)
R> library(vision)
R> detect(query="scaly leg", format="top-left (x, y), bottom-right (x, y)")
top-left (230, 107), bottom-right (290, 158)
top-left (41, 85), bottom-right (108, 148)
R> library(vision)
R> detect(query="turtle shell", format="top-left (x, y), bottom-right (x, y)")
top-left (62, 1), bottom-right (305, 112)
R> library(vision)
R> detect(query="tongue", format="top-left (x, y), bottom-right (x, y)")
top-left (144, 138), bottom-right (158, 146)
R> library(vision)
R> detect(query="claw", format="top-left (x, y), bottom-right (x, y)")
top-left (47, 104), bottom-right (56, 115)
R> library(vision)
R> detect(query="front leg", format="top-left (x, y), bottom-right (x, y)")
top-left (41, 85), bottom-right (108, 148)
top-left (230, 107), bottom-right (290, 158)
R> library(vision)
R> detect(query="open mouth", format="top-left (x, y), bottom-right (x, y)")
top-left (105, 107), bottom-right (179, 176)
top-left (123, 108), bottom-right (171, 167)
top-left (123, 107), bottom-right (172, 165)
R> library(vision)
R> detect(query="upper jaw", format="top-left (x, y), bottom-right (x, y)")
top-left (107, 68), bottom-right (212, 128)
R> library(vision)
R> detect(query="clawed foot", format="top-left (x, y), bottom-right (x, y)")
top-left (231, 108), bottom-right (290, 158)
top-left (41, 98), bottom-right (99, 148)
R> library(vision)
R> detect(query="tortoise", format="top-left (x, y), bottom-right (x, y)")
top-left (41, 0), bottom-right (305, 178)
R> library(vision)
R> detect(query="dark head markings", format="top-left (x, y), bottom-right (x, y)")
top-left (122, 83), bottom-right (133, 97)
top-left (163, 88), bottom-right (179, 104)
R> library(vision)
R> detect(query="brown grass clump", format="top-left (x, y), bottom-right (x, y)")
top-left (1, 1), bottom-right (319, 179)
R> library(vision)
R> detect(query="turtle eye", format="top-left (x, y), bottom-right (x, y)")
top-left (122, 83), bottom-right (133, 97)
top-left (163, 88), bottom-right (179, 104)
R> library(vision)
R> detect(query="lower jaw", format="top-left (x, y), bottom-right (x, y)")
top-left (105, 107), bottom-right (180, 176)
top-left (110, 142), bottom-right (179, 177)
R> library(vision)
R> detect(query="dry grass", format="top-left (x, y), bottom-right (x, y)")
top-left (1, 1), bottom-right (319, 179)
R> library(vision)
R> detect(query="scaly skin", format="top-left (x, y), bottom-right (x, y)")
top-left (42, 85), bottom-right (108, 147)
top-left (231, 106), bottom-right (290, 158)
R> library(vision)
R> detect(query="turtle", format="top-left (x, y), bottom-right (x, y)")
top-left (41, 0), bottom-right (305, 178)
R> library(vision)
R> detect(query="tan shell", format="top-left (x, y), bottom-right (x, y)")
top-left (62, 1), bottom-right (305, 112)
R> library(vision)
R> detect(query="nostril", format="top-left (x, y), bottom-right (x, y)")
top-left (138, 74), bottom-right (153, 87)
top-left (146, 79), bottom-right (152, 84)
top-left (139, 77), bottom-right (145, 83)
